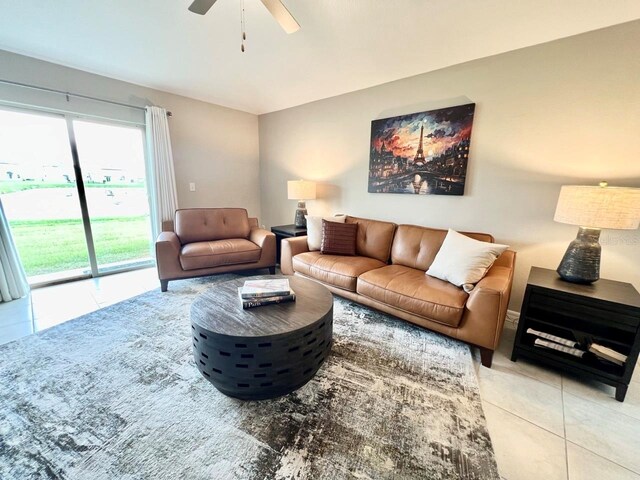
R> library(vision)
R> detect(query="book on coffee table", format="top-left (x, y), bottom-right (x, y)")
top-left (241, 279), bottom-right (291, 299)
top-left (237, 287), bottom-right (296, 309)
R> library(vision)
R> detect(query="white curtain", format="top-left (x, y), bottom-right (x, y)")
top-left (145, 106), bottom-right (178, 242)
top-left (0, 198), bottom-right (29, 302)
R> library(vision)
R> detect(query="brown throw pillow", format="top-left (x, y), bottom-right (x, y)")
top-left (321, 219), bottom-right (357, 256)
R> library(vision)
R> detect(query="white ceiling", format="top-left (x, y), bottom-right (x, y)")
top-left (0, 1), bottom-right (639, 114)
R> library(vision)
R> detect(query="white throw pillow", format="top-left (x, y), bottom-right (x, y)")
top-left (305, 215), bottom-right (346, 251)
top-left (426, 229), bottom-right (508, 292)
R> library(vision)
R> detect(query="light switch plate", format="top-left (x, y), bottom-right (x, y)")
top-left (189, 182), bottom-right (196, 192)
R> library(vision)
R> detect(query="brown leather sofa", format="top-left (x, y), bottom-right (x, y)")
top-left (280, 216), bottom-right (516, 367)
top-left (156, 208), bottom-right (276, 292)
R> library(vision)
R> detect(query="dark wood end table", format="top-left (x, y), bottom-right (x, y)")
top-left (191, 275), bottom-right (333, 400)
top-left (271, 224), bottom-right (307, 265)
top-left (511, 266), bottom-right (640, 402)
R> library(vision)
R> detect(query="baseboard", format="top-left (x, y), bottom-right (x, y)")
top-left (505, 309), bottom-right (520, 326)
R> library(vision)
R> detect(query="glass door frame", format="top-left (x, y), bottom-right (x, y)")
top-left (0, 103), bottom-right (154, 288)
top-left (65, 115), bottom-right (99, 278)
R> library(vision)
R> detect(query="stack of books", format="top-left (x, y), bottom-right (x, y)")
top-left (238, 278), bottom-right (296, 309)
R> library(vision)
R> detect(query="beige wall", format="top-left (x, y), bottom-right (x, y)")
top-left (0, 50), bottom-right (261, 219)
top-left (259, 21), bottom-right (640, 311)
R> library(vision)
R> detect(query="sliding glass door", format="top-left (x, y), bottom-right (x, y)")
top-left (0, 106), bottom-right (153, 284)
top-left (0, 108), bottom-right (91, 283)
top-left (73, 119), bottom-right (152, 274)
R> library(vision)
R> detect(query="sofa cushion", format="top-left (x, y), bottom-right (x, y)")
top-left (357, 264), bottom-right (469, 327)
top-left (293, 251), bottom-right (385, 291)
top-left (180, 239), bottom-right (261, 270)
top-left (175, 208), bottom-right (251, 244)
top-left (391, 224), bottom-right (494, 271)
top-left (345, 216), bottom-right (396, 263)
top-left (321, 220), bottom-right (357, 255)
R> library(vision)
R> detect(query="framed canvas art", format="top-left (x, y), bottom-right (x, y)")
top-left (368, 103), bottom-right (475, 195)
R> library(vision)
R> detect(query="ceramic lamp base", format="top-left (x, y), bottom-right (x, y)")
top-left (557, 226), bottom-right (601, 284)
top-left (294, 201), bottom-right (307, 227)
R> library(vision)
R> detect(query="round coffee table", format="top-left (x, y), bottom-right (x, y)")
top-left (191, 275), bottom-right (333, 400)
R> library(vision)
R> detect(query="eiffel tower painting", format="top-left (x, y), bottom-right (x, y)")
top-left (368, 103), bottom-right (475, 195)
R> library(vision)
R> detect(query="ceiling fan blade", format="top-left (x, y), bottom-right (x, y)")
top-left (259, 0), bottom-right (300, 34)
top-left (188, 0), bottom-right (218, 15)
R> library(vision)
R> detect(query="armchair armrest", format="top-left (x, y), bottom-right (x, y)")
top-left (155, 231), bottom-right (182, 280)
top-left (280, 236), bottom-right (310, 275)
top-left (162, 220), bottom-right (174, 232)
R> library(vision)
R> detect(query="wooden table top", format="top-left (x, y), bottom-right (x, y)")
top-left (528, 267), bottom-right (640, 309)
top-left (191, 275), bottom-right (333, 338)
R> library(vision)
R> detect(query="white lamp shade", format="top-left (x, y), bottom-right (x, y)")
top-left (554, 185), bottom-right (640, 230)
top-left (287, 180), bottom-right (316, 200)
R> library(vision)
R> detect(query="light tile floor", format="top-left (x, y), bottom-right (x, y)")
top-left (0, 268), bottom-right (638, 480)
top-left (473, 327), bottom-right (640, 480)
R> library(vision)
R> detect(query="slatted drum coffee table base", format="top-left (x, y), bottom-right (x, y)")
top-left (191, 276), bottom-right (334, 400)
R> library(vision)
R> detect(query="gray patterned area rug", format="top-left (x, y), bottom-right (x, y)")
top-left (0, 275), bottom-right (499, 480)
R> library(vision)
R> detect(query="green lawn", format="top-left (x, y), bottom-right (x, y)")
top-left (0, 180), bottom-right (145, 194)
top-left (10, 216), bottom-right (152, 276)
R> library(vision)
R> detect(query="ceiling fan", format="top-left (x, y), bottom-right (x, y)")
top-left (188, 0), bottom-right (300, 34)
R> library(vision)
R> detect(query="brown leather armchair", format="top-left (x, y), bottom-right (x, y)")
top-left (155, 208), bottom-right (276, 291)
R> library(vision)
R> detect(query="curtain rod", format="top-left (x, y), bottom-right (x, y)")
top-left (0, 78), bottom-right (172, 116)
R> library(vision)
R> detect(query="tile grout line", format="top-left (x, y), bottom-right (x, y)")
top-left (564, 440), bottom-right (640, 477)
top-left (562, 389), bottom-right (640, 423)
top-left (491, 359), bottom-right (563, 391)
top-left (563, 382), bottom-right (640, 477)
top-left (560, 375), bottom-right (569, 480)
top-left (483, 399), bottom-right (566, 440)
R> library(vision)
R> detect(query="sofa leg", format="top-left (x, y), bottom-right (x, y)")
top-left (268, 267), bottom-right (276, 275)
top-left (479, 347), bottom-right (494, 368)
top-left (160, 280), bottom-right (168, 292)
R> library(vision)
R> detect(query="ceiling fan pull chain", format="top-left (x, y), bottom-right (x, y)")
top-left (240, 0), bottom-right (246, 52)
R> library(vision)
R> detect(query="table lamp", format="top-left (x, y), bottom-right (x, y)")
top-left (554, 182), bottom-right (640, 284)
top-left (287, 180), bottom-right (316, 227)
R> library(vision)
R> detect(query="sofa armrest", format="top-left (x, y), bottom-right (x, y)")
top-left (250, 228), bottom-right (276, 266)
top-left (461, 254), bottom-right (516, 350)
top-left (281, 236), bottom-right (310, 275)
top-left (248, 217), bottom-right (259, 228)
top-left (249, 227), bottom-right (274, 248)
top-left (493, 249), bottom-right (516, 269)
top-left (155, 231), bottom-right (182, 280)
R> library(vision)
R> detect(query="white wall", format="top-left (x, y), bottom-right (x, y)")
top-left (259, 21), bottom-right (640, 311)
top-left (0, 50), bottom-right (261, 219)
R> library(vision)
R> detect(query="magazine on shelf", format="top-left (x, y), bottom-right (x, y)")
top-left (237, 287), bottom-right (296, 309)
top-left (526, 328), bottom-right (578, 348)
top-left (240, 279), bottom-right (291, 299)
top-left (533, 338), bottom-right (585, 358)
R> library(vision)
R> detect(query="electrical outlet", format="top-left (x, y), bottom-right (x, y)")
top-left (189, 182), bottom-right (196, 192)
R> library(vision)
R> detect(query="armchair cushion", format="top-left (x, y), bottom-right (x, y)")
top-left (180, 239), bottom-right (261, 270)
